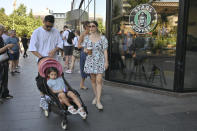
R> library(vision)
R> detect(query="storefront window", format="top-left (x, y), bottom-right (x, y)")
top-left (109, 0), bottom-right (179, 90)
top-left (184, 0), bottom-right (197, 90)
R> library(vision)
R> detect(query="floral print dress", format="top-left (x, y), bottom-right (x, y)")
top-left (83, 35), bottom-right (108, 74)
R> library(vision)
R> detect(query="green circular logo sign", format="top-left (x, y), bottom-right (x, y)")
top-left (129, 4), bottom-right (157, 34)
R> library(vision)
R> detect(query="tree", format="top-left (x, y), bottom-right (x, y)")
top-left (0, 4), bottom-right (43, 38)
top-left (97, 19), bottom-right (105, 34)
top-left (15, 4), bottom-right (27, 16)
top-left (0, 8), bottom-right (5, 14)
top-left (0, 4), bottom-right (43, 37)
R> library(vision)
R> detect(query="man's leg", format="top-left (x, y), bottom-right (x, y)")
top-left (1, 62), bottom-right (13, 99)
top-left (36, 75), bottom-right (48, 110)
top-left (40, 92), bottom-right (48, 110)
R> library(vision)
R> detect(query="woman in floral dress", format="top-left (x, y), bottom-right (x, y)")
top-left (83, 21), bottom-right (109, 110)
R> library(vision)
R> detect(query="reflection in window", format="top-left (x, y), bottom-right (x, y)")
top-left (109, 0), bottom-right (179, 90)
top-left (184, 0), bottom-right (197, 90)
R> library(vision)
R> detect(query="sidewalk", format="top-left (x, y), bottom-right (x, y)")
top-left (1, 53), bottom-right (197, 131)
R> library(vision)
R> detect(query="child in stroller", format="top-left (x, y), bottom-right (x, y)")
top-left (36, 57), bottom-right (88, 129)
top-left (46, 67), bottom-right (87, 119)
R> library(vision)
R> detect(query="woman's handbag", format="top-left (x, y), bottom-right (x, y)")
top-left (0, 52), bottom-right (9, 63)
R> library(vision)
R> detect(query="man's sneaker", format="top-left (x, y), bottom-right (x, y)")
top-left (3, 94), bottom-right (13, 99)
top-left (40, 97), bottom-right (48, 110)
top-left (45, 95), bottom-right (51, 102)
top-left (65, 70), bottom-right (72, 74)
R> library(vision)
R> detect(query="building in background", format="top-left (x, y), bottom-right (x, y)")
top-left (53, 12), bottom-right (66, 31)
top-left (71, 0), bottom-right (106, 32)
top-left (33, 8), bottom-right (66, 31)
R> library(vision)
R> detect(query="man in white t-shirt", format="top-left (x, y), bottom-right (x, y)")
top-left (62, 25), bottom-right (73, 69)
top-left (29, 15), bottom-right (63, 111)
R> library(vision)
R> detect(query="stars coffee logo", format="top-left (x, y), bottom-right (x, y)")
top-left (129, 4), bottom-right (157, 34)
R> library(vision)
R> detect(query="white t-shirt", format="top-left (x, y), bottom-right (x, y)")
top-left (62, 29), bottom-right (73, 46)
top-left (29, 27), bottom-right (63, 58)
top-left (73, 36), bottom-right (79, 48)
top-left (2, 34), bottom-right (9, 43)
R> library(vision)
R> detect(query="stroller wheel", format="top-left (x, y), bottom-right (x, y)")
top-left (44, 110), bottom-right (49, 117)
top-left (61, 120), bottom-right (67, 130)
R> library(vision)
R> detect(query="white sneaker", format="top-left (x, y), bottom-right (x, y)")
top-left (77, 107), bottom-right (87, 119)
top-left (96, 102), bottom-right (103, 110)
top-left (65, 70), bottom-right (72, 74)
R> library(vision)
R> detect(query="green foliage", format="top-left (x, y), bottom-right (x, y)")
top-left (0, 4), bottom-right (42, 38)
top-left (0, 8), bottom-right (5, 14)
top-left (97, 19), bottom-right (105, 34)
top-left (127, 0), bottom-right (149, 9)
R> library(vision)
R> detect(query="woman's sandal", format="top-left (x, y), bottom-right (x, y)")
top-left (77, 107), bottom-right (87, 119)
top-left (92, 98), bottom-right (96, 105)
top-left (80, 86), bottom-right (88, 90)
top-left (68, 106), bottom-right (77, 114)
top-left (96, 102), bottom-right (103, 110)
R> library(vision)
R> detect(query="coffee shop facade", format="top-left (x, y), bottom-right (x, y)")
top-left (71, 0), bottom-right (197, 92)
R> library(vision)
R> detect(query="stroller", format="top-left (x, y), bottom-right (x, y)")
top-left (36, 57), bottom-right (88, 130)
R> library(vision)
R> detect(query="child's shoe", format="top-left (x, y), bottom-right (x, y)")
top-left (68, 106), bottom-right (77, 114)
top-left (77, 107), bottom-right (87, 119)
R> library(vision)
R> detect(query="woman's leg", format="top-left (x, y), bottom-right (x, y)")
top-left (9, 60), bottom-right (14, 73)
top-left (96, 74), bottom-right (103, 105)
top-left (67, 91), bottom-right (82, 108)
top-left (90, 74), bottom-right (97, 100)
top-left (69, 56), bottom-right (76, 71)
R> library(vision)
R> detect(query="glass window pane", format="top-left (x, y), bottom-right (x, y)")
top-left (184, 0), bottom-right (197, 90)
top-left (109, 0), bottom-right (179, 90)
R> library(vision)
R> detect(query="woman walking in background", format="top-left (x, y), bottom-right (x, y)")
top-left (83, 21), bottom-right (109, 110)
top-left (78, 21), bottom-right (90, 90)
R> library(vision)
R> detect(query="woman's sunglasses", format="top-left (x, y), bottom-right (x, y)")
top-left (89, 25), bottom-right (96, 28)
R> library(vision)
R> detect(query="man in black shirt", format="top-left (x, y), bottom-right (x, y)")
top-left (0, 25), bottom-right (14, 101)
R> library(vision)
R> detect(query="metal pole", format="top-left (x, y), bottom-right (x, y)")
top-left (88, 0), bottom-right (89, 20)
top-left (94, 0), bottom-right (96, 20)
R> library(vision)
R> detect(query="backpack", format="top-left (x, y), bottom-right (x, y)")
top-left (67, 30), bottom-right (75, 45)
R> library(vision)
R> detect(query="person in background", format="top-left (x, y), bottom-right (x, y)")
top-left (65, 30), bottom-right (80, 74)
top-left (0, 24), bottom-right (15, 102)
top-left (5, 30), bottom-right (22, 75)
top-left (62, 25), bottom-right (73, 69)
top-left (78, 21), bottom-right (90, 90)
top-left (2, 29), bottom-right (9, 42)
top-left (59, 30), bottom-right (64, 57)
top-left (21, 34), bottom-right (29, 58)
